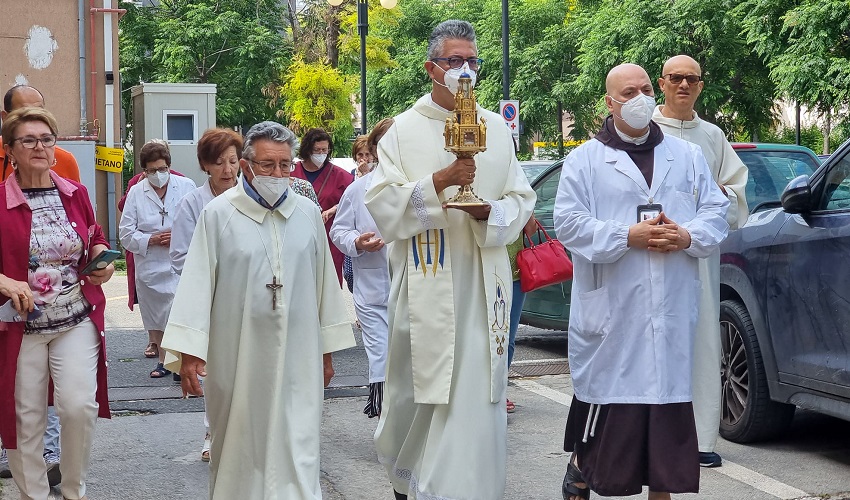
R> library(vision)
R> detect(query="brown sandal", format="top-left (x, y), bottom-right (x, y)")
top-left (144, 342), bottom-right (159, 358)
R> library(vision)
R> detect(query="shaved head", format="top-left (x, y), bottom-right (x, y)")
top-left (658, 54), bottom-right (704, 120)
top-left (662, 55), bottom-right (701, 77)
top-left (606, 63), bottom-right (651, 95)
top-left (604, 63), bottom-right (655, 136)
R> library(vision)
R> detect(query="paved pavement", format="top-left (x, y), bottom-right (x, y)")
top-left (2, 275), bottom-right (850, 499)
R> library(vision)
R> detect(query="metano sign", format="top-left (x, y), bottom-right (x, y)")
top-left (95, 146), bottom-right (124, 173)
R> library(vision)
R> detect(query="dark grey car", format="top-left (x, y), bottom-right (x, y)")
top-left (719, 142), bottom-right (850, 443)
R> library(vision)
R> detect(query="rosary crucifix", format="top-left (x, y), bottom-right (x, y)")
top-left (266, 276), bottom-right (283, 310)
top-left (159, 206), bottom-right (168, 226)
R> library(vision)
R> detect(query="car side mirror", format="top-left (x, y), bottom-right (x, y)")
top-left (781, 175), bottom-right (812, 214)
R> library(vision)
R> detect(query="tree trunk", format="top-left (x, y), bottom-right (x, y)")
top-left (823, 112), bottom-right (831, 155)
top-left (327, 5), bottom-right (340, 68)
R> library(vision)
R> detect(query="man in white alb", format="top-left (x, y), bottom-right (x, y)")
top-left (652, 54), bottom-right (748, 468)
top-left (366, 19), bottom-right (536, 500)
top-left (160, 121), bottom-right (355, 500)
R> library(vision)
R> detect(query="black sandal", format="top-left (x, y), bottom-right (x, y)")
top-left (150, 363), bottom-right (171, 378)
top-left (562, 460), bottom-right (590, 500)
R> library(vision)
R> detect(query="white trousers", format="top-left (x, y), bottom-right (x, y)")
top-left (353, 301), bottom-right (388, 384)
top-left (6, 318), bottom-right (100, 500)
top-left (693, 252), bottom-right (722, 453)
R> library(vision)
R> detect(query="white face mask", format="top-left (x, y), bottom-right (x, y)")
top-left (310, 153), bottom-right (327, 167)
top-left (610, 93), bottom-right (656, 130)
top-left (148, 170), bottom-right (170, 188)
top-left (249, 165), bottom-right (290, 206)
top-left (434, 62), bottom-right (477, 94)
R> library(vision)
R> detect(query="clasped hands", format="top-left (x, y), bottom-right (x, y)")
top-left (433, 158), bottom-right (491, 220)
top-left (628, 212), bottom-right (691, 253)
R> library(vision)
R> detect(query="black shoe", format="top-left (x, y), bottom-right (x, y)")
top-left (699, 451), bottom-right (722, 468)
top-left (46, 462), bottom-right (61, 487)
top-left (562, 461), bottom-right (590, 499)
top-left (393, 491), bottom-right (408, 500)
top-left (173, 372), bottom-right (182, 382)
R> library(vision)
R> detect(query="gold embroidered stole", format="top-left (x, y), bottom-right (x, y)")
top-left (395, 97), bottom-right (512, 404)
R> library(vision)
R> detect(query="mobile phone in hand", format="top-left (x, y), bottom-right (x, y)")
top-left (81, 249), bottom-right (121, 276)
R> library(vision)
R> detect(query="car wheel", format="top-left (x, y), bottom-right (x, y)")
top-left (719, 299), bottom-right (795, 443)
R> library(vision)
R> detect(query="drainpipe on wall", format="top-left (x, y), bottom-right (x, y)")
top-left (78, 0), bottom-right (87, 136)
top-left (90, 1), bottom-right (126, 247)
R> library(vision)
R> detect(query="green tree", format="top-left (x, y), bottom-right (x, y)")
top-left (364, 0), bottom-right (575, 152)
top-left (363, 0), bottom-right (441, 123)
top-left (277, 58), bottom-right (356, 146)
top-left (558, 0), bottom-right (775, 140)
top-left (119, 0), bottom-right (291, 129)
top-left (736, 0), bottom-right (850, 151)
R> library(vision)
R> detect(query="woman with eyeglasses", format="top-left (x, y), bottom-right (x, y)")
top-left (119, 140), bottom-right (196, 379)
top-left (291, 128), bottom-right (354, 285)
top-left (0, 107), bottom-right (114, 500)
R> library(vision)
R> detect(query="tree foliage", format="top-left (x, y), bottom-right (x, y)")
top-left (118, 0), bottom-right (850, 153)
top-left (119, 0), bottom-right (291, 129)
top-left (736, 0), bottom-right (850, 131)
top-left (277, 58), bottom-right (356, 145)
top-left (556, 0), bottom-right (775, 139)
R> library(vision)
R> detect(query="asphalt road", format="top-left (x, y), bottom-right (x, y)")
top-left (1, 275), bottom-right (849, 499)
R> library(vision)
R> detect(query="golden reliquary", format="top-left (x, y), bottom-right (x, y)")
top-left (443, 73), bottom-right (488, 208)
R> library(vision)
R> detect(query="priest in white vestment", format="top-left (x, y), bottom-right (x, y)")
top-left (160, 121), bottom-right (355, 500)
top-left (365, 20), bottom-right (536, 500)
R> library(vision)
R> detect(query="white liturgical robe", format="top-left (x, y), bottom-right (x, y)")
top-left (161, 181), bottom-right (355, 500)
top-left (366, 94), bottom-right (536, 499)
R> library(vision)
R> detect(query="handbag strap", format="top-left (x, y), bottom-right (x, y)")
top-left (523, 218), bottom-right (553, 247)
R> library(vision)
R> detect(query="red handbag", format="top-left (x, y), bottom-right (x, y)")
top-left (516, 219), bottom-right (573, 293)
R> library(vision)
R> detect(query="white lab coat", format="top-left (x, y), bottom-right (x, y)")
top-left (170, 180), bottom-right (215, 275)
top-left (119, 175), bottom-right (197, 330)
top-left (329, 172), bottom-right (389, 383)
top-left (553, 135), bottom-right (729, 404)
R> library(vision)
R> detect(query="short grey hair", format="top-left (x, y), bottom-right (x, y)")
top-left (427, 20), bottom-right (477, 60)
top-left (242, 121), bottom-right (300, 159)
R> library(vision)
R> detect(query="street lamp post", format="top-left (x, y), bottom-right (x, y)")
top-left (328, 0), bottom-right (397, 135)
top-left (357, 0), bottom-right (368, 135)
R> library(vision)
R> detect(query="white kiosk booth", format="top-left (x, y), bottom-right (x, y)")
top-left (130, 83), bottom-right (217, 187)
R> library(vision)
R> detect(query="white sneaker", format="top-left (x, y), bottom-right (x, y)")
top-left (0, 447), bottom-right (10, 478)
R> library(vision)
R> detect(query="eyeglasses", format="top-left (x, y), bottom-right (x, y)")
top-left (664, 73), bottom-right (702, 85)
top-left (13, 134), bottom-right (57, 149)
top-left (144, 166), bottom-right (170, 174)
top-left (248, 159), bottom-right (294, 176)
top-left (431, 57), bottom-right (484, 71)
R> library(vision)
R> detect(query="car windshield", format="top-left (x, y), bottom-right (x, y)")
top-left (521, 162), bottom-right (552, 184)
top-left (737, 150), bottom-right (820, 211)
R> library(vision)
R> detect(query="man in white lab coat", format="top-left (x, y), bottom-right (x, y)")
top-left (652, 54), bottom-right (749, 469)
top-left (554, 63), bottom-right (729, 500)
